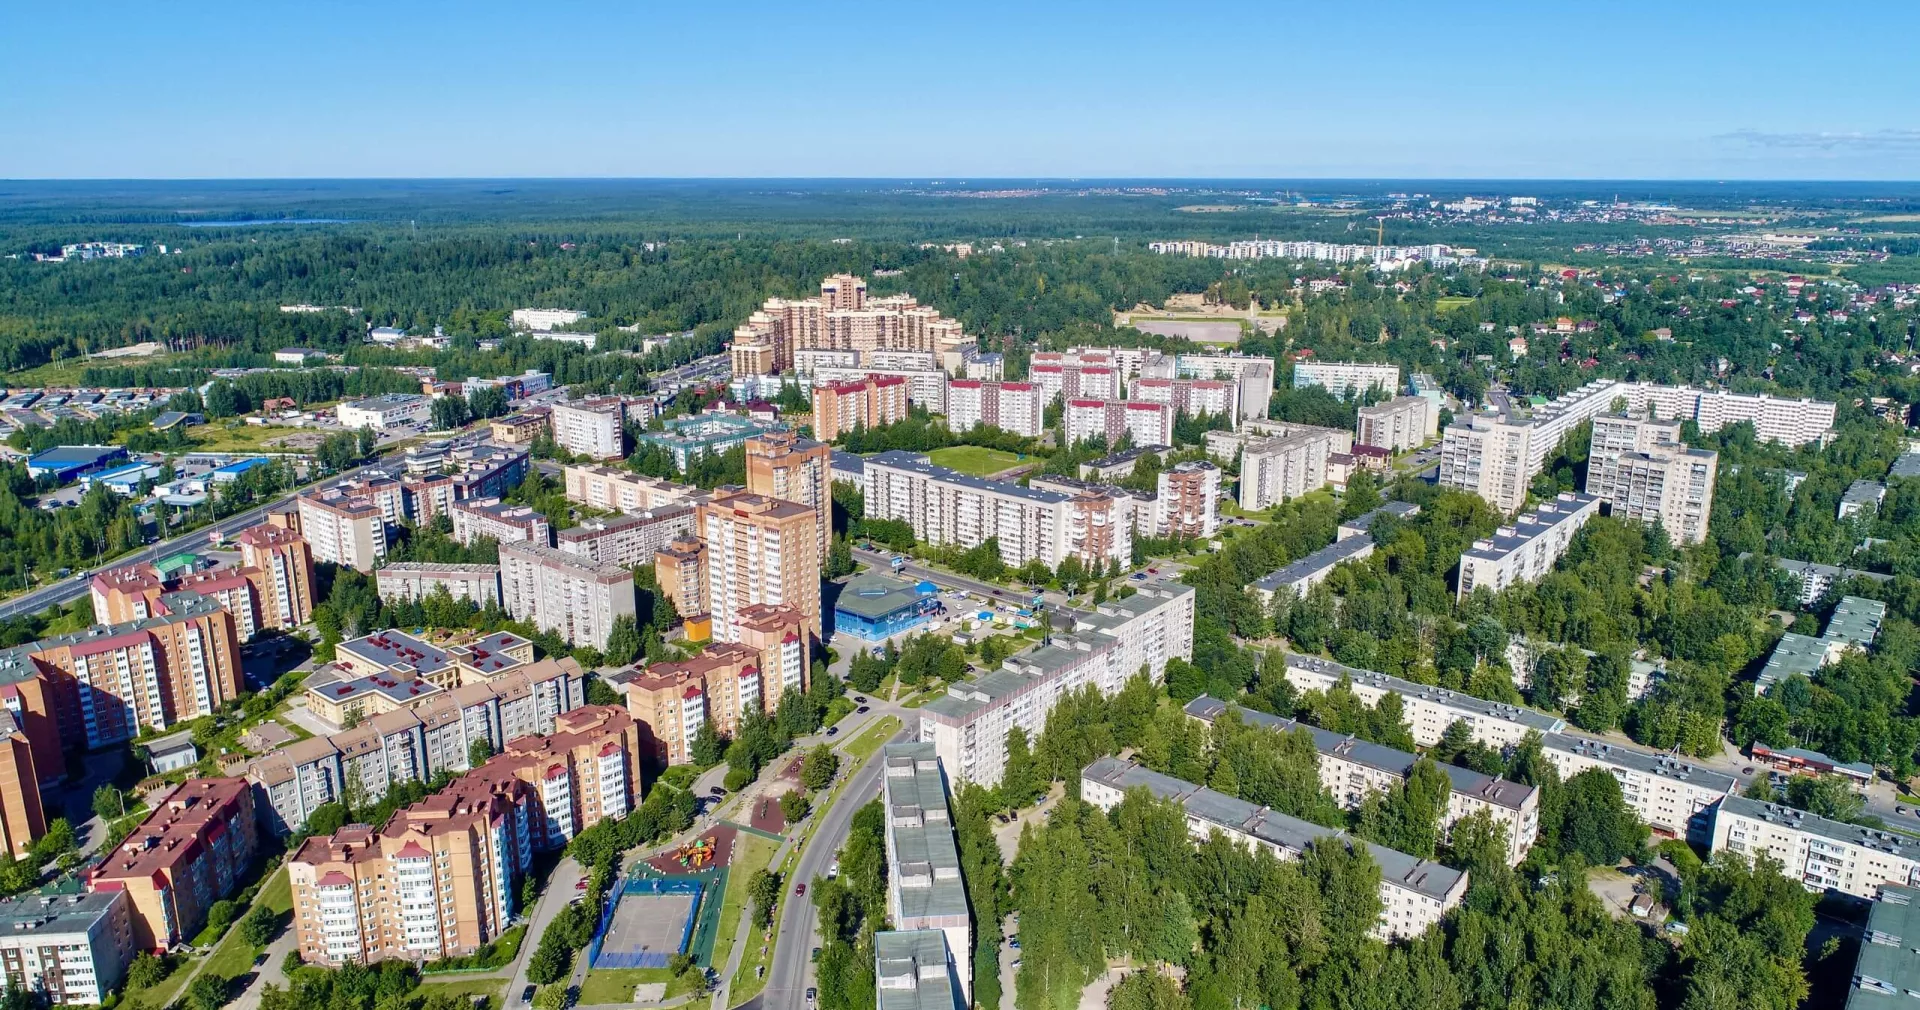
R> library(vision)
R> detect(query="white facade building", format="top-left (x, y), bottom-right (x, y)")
top-left (865, 451), bottom-right (1074, 568)
top-left (1063, 399), bottom-right (1174, 449)
top-left (337, 394), bottom-right (429, 431)
top-left (548, 399), bottom-right (625, 460)
top-left (1456, 493), bottom-right (1601, 599)
top-left (1585, 414), bottom-right (1718, 545)
top-left (1356, 396), bottom-right (1436, 453)
top-left (1710, 796), bottom-right (1920, 898)
top-left (1292, 361), bottom-right (1402, 399)
top-left (944, 381), bottom-right (1043, 437)
top-left (374, 563), bottom-right (503, 607)
top-left (497, 542), bottom-right (638, 651)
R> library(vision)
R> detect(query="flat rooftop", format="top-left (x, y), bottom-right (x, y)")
top-left (836, 572), bottom-right (934, 621)
top-left (1253, 535), bottom-right (1375, 594)
top-left (1721, 795), bottom-right (1920, 862)
top-left (866, 449), bottom-right (1068, 506)
top-left (1461, 493), bottom-right (1602, 563)
top-left (1847, 883), bottom-right (1920, 1009)
top-left (882, 743), bottom-right (968, 923)
top-left (1284, 653), bottom-right (1566, 733)
top-left (875, 930), bottom-right (963, 1010)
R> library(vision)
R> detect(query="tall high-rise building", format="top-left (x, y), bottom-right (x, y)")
top-left (1584, 414), bottom-right (1718, 545)
top-left (548, 397), bottom-right (625, 460)
top-left (944, 380), bottom-right (1043, 438)
top-left (235, 524), bottom-right (316, 628)
top-left (698, 492), bottom-right (821, 640)
top-left (746, 431), bottom-right (833, 562)
top-left (731, 275), bottom-right (968, 376)
top-left (0, 713), bottom-right (45, 859)
top-left (612, 643), bottom-right (764, 765)
top-left (497, 543), bottom-right (638, 651)
top-left (1355, 395), bottom-right (1436, 453)
top-left (1155, 460), bottom-right (1221, 538)
top-left (813, 375), bottom-right (908, 442)
top-left (297, 489), bottom-right (389, 571)
top-left (1063, 399), bottom-right (1173, 449)
top-left (653, 537), bottom-right (708, 623)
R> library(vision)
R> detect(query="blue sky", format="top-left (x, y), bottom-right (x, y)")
top-left (4, 0), bottom-right (1917, 180)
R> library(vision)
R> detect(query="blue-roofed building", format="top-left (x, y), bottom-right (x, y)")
top-left (81, 461), bottom-right (167, 496)
top-left (210, 456), bottom-right (273, 483)
top-left (834, 571), bottom-right (941, 641)
top-left (26, 444), bottom-right (126, 481)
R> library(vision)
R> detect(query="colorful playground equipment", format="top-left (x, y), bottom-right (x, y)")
top-left (676, 836), bottom-right (716, 869)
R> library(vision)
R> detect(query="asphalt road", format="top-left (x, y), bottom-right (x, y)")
top-left (0, 453), bottom-right (401, 623)
top-left (757, 723), bottom-right (909, 1010)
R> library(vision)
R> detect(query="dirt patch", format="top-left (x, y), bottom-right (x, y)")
top-left (748, 796), bottom-right (787, 836)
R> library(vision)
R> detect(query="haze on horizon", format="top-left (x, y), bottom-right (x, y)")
top-left (4, 0), bottom-right (1917, 182)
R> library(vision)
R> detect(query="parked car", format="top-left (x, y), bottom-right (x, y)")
top-left (806, 989), bottom-right (817, 1005)
top-left (710, 785), bottom-right (726, 796)
top-left (811, 946), bottom-right (822, 962)
top-left (852, 695), bottom-right (866, 704)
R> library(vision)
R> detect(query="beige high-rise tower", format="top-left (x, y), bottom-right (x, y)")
top-left (697, 491), bottom-right (820, 641)
top-left (745, 431), bottom-right (833, 561)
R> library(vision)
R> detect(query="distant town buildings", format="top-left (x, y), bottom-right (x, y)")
top-left (510, 308), bottom-right (587, 332)
top-left (945, 381), bottom-right (1044, 438)
top-left (1148, 238), bottom-right (1469, 272)
top-left (1064, 399), bottom-right (1174, 449)
top-left (731, 275), bottom-right (970, 376)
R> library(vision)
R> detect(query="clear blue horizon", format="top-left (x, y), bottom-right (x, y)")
top-left (5, 1), bottom-right (1918, 181)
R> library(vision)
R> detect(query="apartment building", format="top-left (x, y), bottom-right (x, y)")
top-left (731, 275), bottom-right (969, 375)
top-left (236, 524), bottom-right (317, 628)
top-left (880, 744), bottom-right (971, 1002)
top-left (1175, 353), bottom-right (1276, 420)
top-left (289, 772), bottom-right (539, 965)
top-left (730, 604), bottom-right (811, 706)
top-left (498, 542), bottom-right (639, 651)
top-left (1130, 377), bottom-right (1240, 428)
top-left (0, 591), bottom-right (244, 756)
top-left (612, 643), bottom-right (765, 765)
top-left (87, 778), bottom-right (258, 952)
top-left (746, 431), bottom-right (833, 563)
top-left (812, 366), bottom-right (947, 414)
top-left (1029, 363), bottom-right (1119, 404)
top-left (1184, 697), bottom-right (1538, 865)
top-left (1456, 493), bottom-right (1602, 599)
top-left (483, 704), bottom-right (642, 848)
top-left (0, 713), bottom-right (45, 859)
top-left (1774, 558), bottom-right (1894, 607)
top-left (246, 657), bottom-right (584, 833)
top-left (374, 563), bottom-right (503, 608)
top-left (548, 397), bottom-right (625, 460)
top-left (297, 488), bottom-right (390, 571)
top-left (875, 930), bottom-right (966, 1010)
top-left (489, 413), bottom-right (550, 445)
top-left (813, 375), bottom-right (909, 442)
top-left (450, 498), bottom-right (551, 547)
top-left (654, 537), bottom-right (708, 622)
top-left (1356, 396), bottom-right (1436, 453)
top-left (1441, 380), bottom-right (1834, 513)
top-left (1584, 414), bottom-right (1717, 545)
top-left (0, 891), bottom-right (134, 1004)
top-left (1041, 481), bottom-right (1145, 570)
top-left (1223, 423), bottom-right (1351, 511)
top-left (1755, 595), bottom-right (1887, 695)
top-left (1154, 460), bottom-right (1220, 538)
top-left (563, 465), bottom-right (706, 513)
top-left (1279, 654), bottom-right (1565, 749)
top-left (1710, 796), bottom-right (1920, 899)
top-left (1544, 734), bottom-right (1734, 842)
top-left (1292, 361), bottom-right (1401, 399)
top-left (1081, 758), bottom-right (1467, 940)
top-left (1063, 399), bottom-right (1174, 449)
top-left (1035, 348), bottom-right (1153, 380)
top-left (699, 492), bottom-right (821, 640)
top-left (303, 630), bottom-right (536, 723)
top-left (633, 415), bottom-right (775, 471)
top-left (918, 585), bottom-right (1194, 786)
top-left (1252, 534), bottom-right (1377, 602)
top-left (865, 451), bottom-right (1072, 569)
top-left (557, 505), bottom-right (697, 568)
top-left (944, 381), bottom-right (1043, 438)
top-left (337, 393), bottom-right (429, 430)
top-left (1838, 882), bottom-right (1920, 1007)
top-left (1842, 480), bottom-right (1887, 519)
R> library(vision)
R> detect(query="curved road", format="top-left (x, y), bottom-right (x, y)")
top-left (752, 722), bottom-right (909, 1010)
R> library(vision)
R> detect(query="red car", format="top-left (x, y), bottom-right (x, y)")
top-left (795, 882), bottom-right (807, 896)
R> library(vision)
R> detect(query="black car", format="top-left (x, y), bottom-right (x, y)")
top-left (710, 785), bottom-right (726, 796)
top-left (522, 986), bottom-right (536, 1004)
top-left (856, 705), bottom-right (870, 714)
top-left (852, 695), bottom-right (866, 704)
top-left (826, 726), bottom-right (839, 737)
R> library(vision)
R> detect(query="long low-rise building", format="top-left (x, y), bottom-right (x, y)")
top-left (1772, 557), bottom-right (1893, 606)
top-left (1540, 733), bottom-right (1733, 842)
top-left (1281, 653), bottom-right (1566, 748)
top-left (1456, 493), bottom-right (1601, 599)
top-left (1252, 533), bottom-right (1376, 602)
top-left (1756, 594), bottom-right (1887, 695)
top-left (375, 563), bottom-right (503, 608)
top-left (1184, 697), bottom-right (1538, 865)
top-left (1081, 757), bottom-right (1467, 940)
top-left (1710, 795), bottom-right (1920, 899)
top-left (919, 585), bottom-right (1194, 786)
top-left (563, 465), bottom-right (708, 513)
top-left (450, 498), bottom-right (551, 547)
top-left (865, 450), bottom-right (1072, 568)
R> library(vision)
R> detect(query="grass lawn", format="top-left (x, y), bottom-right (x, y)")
top-left (420, 978), bottom-right (508, 1010)
top-left (125, 957), bottom-right (198, 1010)
top-left (578, 968), bottom-right (694, 1005)
top-left (707, 835), bottom-right (779, 976)
top-left (180, 422), bottom-right (301, 453)
top-left (201, 867), bottom-right (293, 980)
top-left (1435, 296), bottom-right (1476, 311)
top-left (843, 716), bottom-right (900, 764)
top-left (926, 446), bottom-right (1023, 477)
top-left (1217, 500), bottom-right (1271, 521)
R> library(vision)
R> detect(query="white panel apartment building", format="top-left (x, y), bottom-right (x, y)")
top-left (0, 891), bottom-right (135, 1005)
top-left (1711, 796), bottom-right (1920, 898)
top-left (497, 542), bottom-right (638, 651)
top-left (1129, 377), bottom-right (1240, 429)
top-left (337, 394), bottom-right (430, 430)
top-left (1441, 380), bottom-right (1833, 513)
top-left (812, 365), bottom-right (949, 413)
top-left (1081, 757), bottom-right (1468, 940)
top-left (1183, 697), bottom-right (1539, 866)
top-left (865, 451), bottom-right (1073, 568)
top-left (450, 499), bottom-right (552, 547)
top-left (1584, 414), bottom-right (1718, 546)
top-left (1173, 354), bottom-right (1275, 421)
top-left (1292, 361), bottom-right (1401, 399)
top-left (548, 398), bottom-right (625, 460)
top-left (374, 563), bottom-right (503, 607)
top-left (880, 744), bottom-right (973, 1003)
top-left (1064, 399), bottom-right (1174, 449)
top-left (918, 584), bottom-right (1194, 786)
top-left (563, 465), bottom-right (707, 513)
top-left (556, 505), bottom-right (698, 568)
top-left (1212, 422), bottom-right (1352, 511)
top-left (1356, 396), bottom-right (1437, 453)
top-left (1456, 493), bottom-right (1601, 599)
top-left (296, 490), bottom-right (389, 572)
top-left (1277, 653), bottom-right (1736, 844)
top-left (944, 381), bottom-right (1044, 437)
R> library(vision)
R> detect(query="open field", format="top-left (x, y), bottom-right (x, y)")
top-left (578, 968), bottom-right (694, 1005)
top-left (926, 446), bottom-right (1024, 476)
top-left (180, 422), bottom-right (311, 453)
top-left (1435, 296), bottom-right (1475, 311)
top-left (420, 978), bottom-right (508, 1010)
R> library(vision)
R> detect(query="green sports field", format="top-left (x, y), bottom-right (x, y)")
top-left (926, 446), bottom-right (1023, 476)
